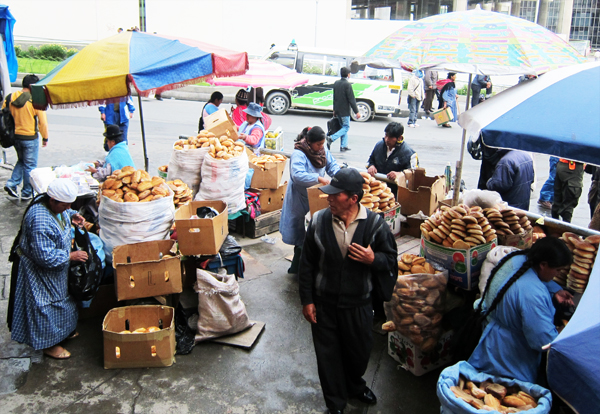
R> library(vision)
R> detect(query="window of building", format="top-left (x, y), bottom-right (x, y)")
top-left (351, 0), bottom-right (454, 20)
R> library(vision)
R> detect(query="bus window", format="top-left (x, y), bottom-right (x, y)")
top-left (267, 52), bottom-right (296, 70)
top-left (302, 54), bottom-right (346, 76)
top-left (350, 66), bottom-right (393, 82)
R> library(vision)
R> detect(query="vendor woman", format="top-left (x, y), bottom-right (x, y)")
top-left (86, 124), bottom-right (135, 181)
top-left (238, 102), bottom-right (266, 150)
top-left (468, 237), bottom-right (574, 383)
top-left (279, 126), bottom-right (340, 273)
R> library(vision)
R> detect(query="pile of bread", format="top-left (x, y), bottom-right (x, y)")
top-left (166, 180), bottom-right (192, 207)
top-left (384, 254), bottom-right (447, 352)
top-left (250, 153), bottom-right (287, 170)
top-left (158, 165), bottom-right (168, 174)
top-left (173, 133), bottom-right (245, 160)
top-left (119, 326), bottom-right (162, 334)
top-left (557, 232), bottom-right (599, 293)
top-left (451, 376), bottom-right (539, 412)
top-left (100, 166), bottom-right (170, 203)
top-left (359, 172), bottom-right (398, 213)
top-left (483, 207), bottom-right (532, 236)
top-left (421, 205), bottom-right (496, 249)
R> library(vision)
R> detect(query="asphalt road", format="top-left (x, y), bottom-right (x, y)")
top-left (13, 96), bottom-right (593, 229)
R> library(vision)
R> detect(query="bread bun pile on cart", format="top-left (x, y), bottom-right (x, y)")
top-left (359, 172), bottom-right (398, 213)
top-left (558, 232), bottom-right (600, 293)
top-left (100, 167), bottom-right (169, 203)
top-left (482, 207), bottom-right (532, 236)
top-left (451, 376), bottom-right (540, 412)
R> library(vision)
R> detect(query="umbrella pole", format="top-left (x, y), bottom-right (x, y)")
top-left (452, 74), bottom-right (472, 206)
top-left (137, 95), bottom-right (149, 172)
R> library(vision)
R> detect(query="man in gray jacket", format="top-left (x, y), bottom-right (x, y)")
top-left (422, 69), bottom-right (438, 114)
top-left (327, 67), bottom-right (360, 152)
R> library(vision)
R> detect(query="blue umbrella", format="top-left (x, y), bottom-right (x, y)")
top-left (458, 62), bottom-right (600, 165)
top-left (546, 254), bottom-right (600, 413)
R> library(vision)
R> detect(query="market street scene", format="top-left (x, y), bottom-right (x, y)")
top-left (0, 1), bottom-right (599, 414)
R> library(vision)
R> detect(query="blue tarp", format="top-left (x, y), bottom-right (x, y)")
top-left (547, 254), bottom-right (600, 414)
top-left (0, 5), bottom-right (17, 82)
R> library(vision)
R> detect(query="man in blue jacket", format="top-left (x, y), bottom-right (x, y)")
top-left (99, 97), bottom-right (135, 143)
top-left (86, 125), bottom-right (135, 182)
top-left (486, 150), bottom-right (534, 210)
top-left (299, 168), bottom-right (397, 414)
top-left (327, 67), bottom-right (360, 152)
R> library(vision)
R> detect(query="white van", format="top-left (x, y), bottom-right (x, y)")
top-left (262, 46), bottom-right (403, 122)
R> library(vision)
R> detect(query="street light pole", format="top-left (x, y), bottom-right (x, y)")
top-left (139, 0), bottom-right (146, 32)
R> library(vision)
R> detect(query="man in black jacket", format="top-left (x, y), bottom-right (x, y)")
top-left (299, 168), bottom-right (398, 414)
top-left (327, 67), bottom-right (360, 152)
top-left (367, 122), bottom-right (418, 195)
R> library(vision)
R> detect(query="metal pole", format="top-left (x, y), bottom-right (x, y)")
top-left (452, 73), bottom-right (472, 206)
top-left (137, 95), bottom-right (149, 172)
top-left (139, 0), bottom-right (146, 32)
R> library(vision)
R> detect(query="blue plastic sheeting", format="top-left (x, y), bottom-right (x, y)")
top-left (0, 5), bottom-right (17, 82)
top-left (129, 32), bottom-right (213, 92)
top-left (548, 254), bottom-right (600, 414)
top-left (437, 361), bottom-right (551, 414)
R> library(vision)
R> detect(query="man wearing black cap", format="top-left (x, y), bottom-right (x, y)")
top-left (299, 168), bottom-right (398, 414)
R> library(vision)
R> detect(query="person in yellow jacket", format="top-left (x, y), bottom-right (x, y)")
top-left (3, 74), bottom-right (48, 200)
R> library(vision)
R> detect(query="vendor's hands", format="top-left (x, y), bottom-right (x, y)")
top-left (70, 251), bottom-right (88, 262)
top-left (317, 176), bottom-right (330, 185)
top-left (302, 304), bottom-right (317, 324)
top-left (239, 133), bottom-right (247, 141)
top-left (348, 243), bottom-right (374, 265)
top-left (554, 290), bottom-right (574, 307)
top-left (71, 214), bottom-right (85, 228)
top-left (86, 166), bottom-right (97, 173)
top-left (367, 166), bottom-right (377, 176)
top-left (387, 171), bottom-right (398, 180)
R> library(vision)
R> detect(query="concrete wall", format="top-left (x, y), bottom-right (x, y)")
top-left (5, 0), bottom-right (408, 57)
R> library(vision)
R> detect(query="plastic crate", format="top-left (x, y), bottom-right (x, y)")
top-left (264, 130), bottom-right (284, 151)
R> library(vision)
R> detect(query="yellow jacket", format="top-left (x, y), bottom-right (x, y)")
top-left (2, 90), bottom-right (48, 139)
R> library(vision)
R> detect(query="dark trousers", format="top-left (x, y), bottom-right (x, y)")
top-left (311, 302), bottom-right (373, 411)
top-left (422, 88), bottom-right (436, 112)
top-left (552, 162), bottom-right (584, 223)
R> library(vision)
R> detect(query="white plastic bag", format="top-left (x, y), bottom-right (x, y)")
top-left (462, 189), bottom-right (506, 210)
top-left (194, 268), bottom-right (252, 341)
top-left (195, 151), bottom-right (249, 214)
top-left (478, 246), bottom-right (518, 294)
top-left (99, 184), bottom-right (175, 260)
top-left (167, 145), bottom-right (209, 198)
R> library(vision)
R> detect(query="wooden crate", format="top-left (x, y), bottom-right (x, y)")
top-left (237, 210), bottom-right (281, 238)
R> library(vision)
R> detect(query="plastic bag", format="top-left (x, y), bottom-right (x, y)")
top-left (478, 246), bottom-right (517, 294)
top-left (220, 235), bottom-right (242, 256)
top-left (68, 227), bottom-right (103, 302)
top-left (194, 268), bottom-right (252, 341)
top-left (175, 304), bottom-right (196, 355)
top-left (462, 189), bottom-right (506, 210)
top-left (437, 361), bottom-right (552, 414)
top-left (385, 271), bottom-right (448, 351)
top-left (99, 184), bottom-right (175, 260)
top-left (167, 145), bottom-right (209, 198)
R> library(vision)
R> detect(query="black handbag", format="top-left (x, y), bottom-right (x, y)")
top-left (68, 227), bottom-right (103, 302)
top-left (327, 116), bottom-right (342, 137)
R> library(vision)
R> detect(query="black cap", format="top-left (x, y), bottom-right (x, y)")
top-left (104, 124), bottom-right (123, 140)
top-left (319, 168), bottom-right (364, 195)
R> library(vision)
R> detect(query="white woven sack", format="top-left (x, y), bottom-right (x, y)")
top-left (99, 184), bottom-right (175, 260)
top-left (167, 145), bottom-right (209, 198)
top-left (195, 150), bottom-right (248, 214)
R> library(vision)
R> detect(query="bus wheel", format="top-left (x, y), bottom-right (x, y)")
top-left (352, 101), bottom-right (372, 122)
top-left (266, 92), bottom-right (290, 115)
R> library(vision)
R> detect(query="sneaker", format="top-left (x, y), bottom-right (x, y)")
top-left (408, 124), bottom-right (415, 128)
top-left (4, 186), bottom-right (18, 198)
top-left (538, 200), bottom-right (552, 210)
top-left (340, 147), bottom-right (351, 152)
top-left (326, 136), bottom-right (332, 150)
top-left (414, 123), bottom-right (420, 127)
top-left (20, 194), bottom-right (33, 201)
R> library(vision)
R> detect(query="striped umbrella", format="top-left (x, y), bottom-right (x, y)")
top-left (207, 59), bottom-right (309, 89)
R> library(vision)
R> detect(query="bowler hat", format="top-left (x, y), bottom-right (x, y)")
top-left (319, 168), bottom-right (364, 195)
top-left (243, 102), bottom-right (264, 119)
top-left (104, 124), bottom-right (123, 140)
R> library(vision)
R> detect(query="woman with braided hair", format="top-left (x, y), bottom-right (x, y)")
top-left (468, 237), bottom-right (574, 383)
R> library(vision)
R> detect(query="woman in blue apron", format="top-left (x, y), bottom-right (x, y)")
top-left (238, 102), bottom-right (266, 151)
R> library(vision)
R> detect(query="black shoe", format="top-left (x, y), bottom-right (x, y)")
top-left (355, 387), bottom-right (377, 405)
top-left (155, 94), bottom-right (163, 101)
top-left (327, 410), bottom-right (344, 414)
top-left (326, 136), bottom-right (332, 150)
top-left (340, 147), bottom-right (351, 152)
top-left (4, 186), bottom-right (18, 198)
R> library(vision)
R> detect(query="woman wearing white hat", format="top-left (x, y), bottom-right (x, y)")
top-left (238, 102), bottom-right (266, 150)
top-left (9, 179), bottom-right (87, 359)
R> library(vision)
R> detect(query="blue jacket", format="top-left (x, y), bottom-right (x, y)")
top-left (469, 254), bottom-right (561, 383)
top-left (279, 150), bottom-right (339, 246)
top-left (486, 150), bottom-right (534, 210)
top-left (106, 141), bottom-right (135, 172)
top-left (99, 98), bottom-right (135, 125)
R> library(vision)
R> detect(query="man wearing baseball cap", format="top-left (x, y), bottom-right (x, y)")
top-left (298, 168), bottom-right (398, 414)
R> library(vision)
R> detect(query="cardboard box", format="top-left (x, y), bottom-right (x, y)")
top-left (103, 305), bottom-right (176, 369)
top-left (402, 216), bottom-right (427, 238)
top-left (380, 204), bottom-right (402, 237)
top-left (307, 183), bottom-right (330, 216)
top-left (204, 108), bottom-right (239, 140)
top-left (112, 240), bottom-right (182, 301)
top-left (388, 330), bottom-right (453, 376)
top-left (396, 169), bottom-right (446, 216)
top-left (420, 235), bottom-right (496, 290)
top-left (251, 183), bottom-right (287, 213)
top-left (432, 107), bottom-right (453, 126)
top-left (175, 200), bottom-right (228, 256)
top-left (264, 130), bottom-right (284, 151)
top-left (250, 160), bottom-right (287, 190)
top-left (498, 227), bottom-right (533, 250)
